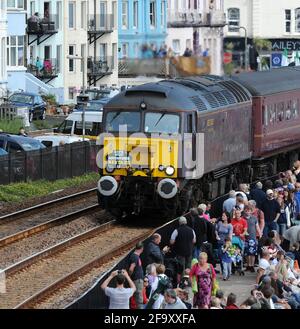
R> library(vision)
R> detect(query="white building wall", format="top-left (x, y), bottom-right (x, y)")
top-left (224, 0), bottom-right (300, 39)
top-left (87, 0), bottom-right (118, 89)
top-left (0, 0), bottom-right (8, 97)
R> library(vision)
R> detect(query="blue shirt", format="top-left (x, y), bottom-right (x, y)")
top-left (223, 197), bottom-right (236, 213)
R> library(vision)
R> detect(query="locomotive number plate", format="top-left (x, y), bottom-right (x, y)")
top-left (107, 151), bottom-right (131, 166)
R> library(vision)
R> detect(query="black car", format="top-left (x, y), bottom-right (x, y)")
top-left (8, 92), bottom-right (47, 122)
top-left (0, 133), bottom-right (46, 153)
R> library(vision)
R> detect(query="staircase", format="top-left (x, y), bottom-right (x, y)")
top-left (25, 72), bottom-right (64, 103)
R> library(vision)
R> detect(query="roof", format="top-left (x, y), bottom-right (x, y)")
top-left (0, 133), bottom-right (37, 143)
top-left (232, 67), bottom-right (300, 96)
top-left (10, 92), bottom-right (39, 97)
top-left (105, 75), bottom-right (251, 112)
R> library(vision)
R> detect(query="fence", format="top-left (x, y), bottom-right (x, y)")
top-left (0, 141), bottom-right (100, 185)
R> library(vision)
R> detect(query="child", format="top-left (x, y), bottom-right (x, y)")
top-left (221, 238), bottom-right (233, 281)
top-left (231, 247), bottom-right (244, 276)
top-left (178, 268), bottom-right (193, 306)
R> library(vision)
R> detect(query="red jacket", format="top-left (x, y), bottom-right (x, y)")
top-left (225, 304), bottom-right (239, 309)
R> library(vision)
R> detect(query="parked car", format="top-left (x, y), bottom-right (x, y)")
top-left (54, 110), bottom-right (102, 139)
top-left (34, 134), bottom-right (83, 147)
top-left (0, 148), bottom-right (8, 156)
top-left (0, 133), bottom-right (46, 153)
top-left (8, 92), bottom-right (47, 122)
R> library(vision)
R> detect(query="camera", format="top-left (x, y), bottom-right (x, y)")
top-left (117, 270), bottom-right (122, 275)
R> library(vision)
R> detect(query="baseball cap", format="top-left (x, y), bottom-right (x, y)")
top-left (266, 189), bottom-right (274, 195)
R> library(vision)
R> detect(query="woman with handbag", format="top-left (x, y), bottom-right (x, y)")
top-left (190, 252), bottom-right (217, 309)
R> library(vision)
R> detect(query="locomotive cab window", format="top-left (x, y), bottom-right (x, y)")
top-left (144, 112), bottom-right (180, 134)
top-left (106, 111), bottom-right (140, 132)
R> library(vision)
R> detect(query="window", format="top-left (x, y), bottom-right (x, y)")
top-left (0, 38), bottom-right (6, 80)
top-left (276, 103), bottom-right (284, 122)
top-left (30, 1), bottom-right (35, 15)
top-left (112, 43), bottom-right (117, 69)
top-left (134, 43), bottom-right (139, 58)
top-left (69, 1), bottom-right (76, 29)
top-left (285, 9), bottom-right (291, 33)
top-left (100, 1), bottom-right (107, 28)
top-left (228, 8), bottom-right (240, 32)
top-left (150, 1), bottom-right (156, 28)
top-left (68, 87), bottom-right (75, 100)
top-left (69, 45), bottom-right (75, 72)
top-left (106, 112), bottom-right (140, 132)
top-left (7, 0), bottom-right (24, 9)
top-left (292, 99), bottom-right (299, 118)
top-left (81, 1), bottom-right (87, 29)
top-left (112, 1), bottom-right (117, 28)
top-left (7, 36), bottom-right (24, 67)
top-left (144, 112), bottom-right (180, 134)
top-left (161, 1), bottom-right (165, 28)
top-left (57, 120), bottom-right (73, 134)
top-left (100, 43), bottom-right (107, 60)
top-left (44, 45), bottom-right (51, 60)
top-left (56, 1), bottom-right (62, 29)
top-left (56, 45), bottom-right (61, 73)
top-left (122, 43), bottom-right (128, 58)
top-left (172, 39), bottom-right (180, 55)
top-left (295, 8), bottom-right (300, 33)
top-left (7, 142), bottom-right (22, 153)
top-left (133, 1), bottom-right (138, 28)
top-left (80, 44), bottom-right (85, 72)
top-left (122, 1), bottom-right (128, 29)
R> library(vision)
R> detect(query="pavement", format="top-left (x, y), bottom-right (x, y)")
top-left (217, 266), bottom-right (257, 305)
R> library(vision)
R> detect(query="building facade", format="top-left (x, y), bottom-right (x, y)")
top-left (118, 0), bottom-right (167, 58)
top-left (87, 0), bottom-right (118, 89)
top-left (224, 0), bottom-right (300, 68)
top-left (0, 0), bottom-right (8, 98)
top-left (6, 0), bottom-right (27, 94)
top-left (166, 0), bottom-right (226, 75)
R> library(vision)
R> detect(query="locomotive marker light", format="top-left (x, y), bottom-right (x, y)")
top-left (165, 166), bottom-right (175, 176)
top-left (140, 102), bottom-right (147, 110)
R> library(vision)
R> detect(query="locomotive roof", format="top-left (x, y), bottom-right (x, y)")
top-left (105, 75), bottom-right (251, 112)
top-left (232, 67), bottom-right (300, 96)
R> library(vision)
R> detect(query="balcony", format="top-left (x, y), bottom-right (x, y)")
top-left (26, 14), bottom-right (58, 45)
top-left (119, 59), bottom-right (170, 78)
top-left (206, 10), bottom-right (226, 27)
top-left (87, 56), bottom-right (114, 86)
top-left (168, 11), bottom-right (202, 28)
top-left (168, 10), bottom-right (226, 28)
top-left (27, 58), bottom-right (58, 84)
top-left (87, 14), bottom-right (115, 44)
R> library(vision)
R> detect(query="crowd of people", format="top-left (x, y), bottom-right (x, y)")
top-left (101, 163), bottom-right (300, 310)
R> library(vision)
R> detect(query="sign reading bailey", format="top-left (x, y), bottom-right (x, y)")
top-left (272, 39), bottom-right (300, 51)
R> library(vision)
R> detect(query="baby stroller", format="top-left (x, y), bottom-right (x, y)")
top-left (231, 236), bottom-right (245, 276)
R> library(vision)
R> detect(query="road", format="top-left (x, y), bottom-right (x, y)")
top-left (217, 267), bottom-right (257, 305)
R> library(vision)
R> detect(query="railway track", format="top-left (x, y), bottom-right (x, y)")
top-left (0, 188), bottom-right (98, 240)
top-left (0, 220), bottom-right (152, 309)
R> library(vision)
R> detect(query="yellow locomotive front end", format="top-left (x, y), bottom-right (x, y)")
top-left (97, 107), bottom-right (183, 217)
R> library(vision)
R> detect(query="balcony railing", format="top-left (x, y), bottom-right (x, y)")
top-left (118, 57), bottom-right (211, 78)
top-left (206, 10), bottom-right (226, 27)
top-left (26, 14), bottom-right (58, 34)
top-left (27, 58), bottom-right (58, 83)
top-left (87, 56), bottom-right (115, 86)
top-left (168, 10), bottom-right (226, 28)
top-left (87, 14), bottom-right (116, 32)
top-left (168, 11), bottom-right (202, 27)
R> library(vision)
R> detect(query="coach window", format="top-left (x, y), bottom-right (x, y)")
top-left (286, 101), bottom-right (292, 120)
top-left (263, 106), bottom-right (268, 126)
top-left (292, 99), bottom-right (299, 119)
top-left (268, 104), bottom-right (276, 125)
top-left (276, 102), bottom-right (284, 122)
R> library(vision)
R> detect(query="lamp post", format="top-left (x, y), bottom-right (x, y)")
top-left (66, 54), bottom-right (87, 140)
top-left (228, 25), bottom-right (248, 71)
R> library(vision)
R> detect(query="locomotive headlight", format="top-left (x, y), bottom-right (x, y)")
top-left (106, 165), bottom-right (115, 173)
top-left (165, 166), bottom-right (175, 176)
top-left (158, 165), bottom-right (164, 171)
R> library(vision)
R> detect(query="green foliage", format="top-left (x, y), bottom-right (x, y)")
top-left (42, 93), bottom-right (57, 105)
top-left (0, 119), bottom-right (24, 134)
top-left (0, 172), bottom-right (99, 203)
top-left (33, 120), bottom-right (51, 130)
top-left (224, 63), bottom-right (235, 75)
top-left (225, 42), bottom-right (234, 51)
top-left (253, 38), bottom-right (272, 52)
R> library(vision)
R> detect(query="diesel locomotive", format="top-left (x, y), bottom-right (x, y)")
top-left (97, 67), bottom-right (300, 218)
